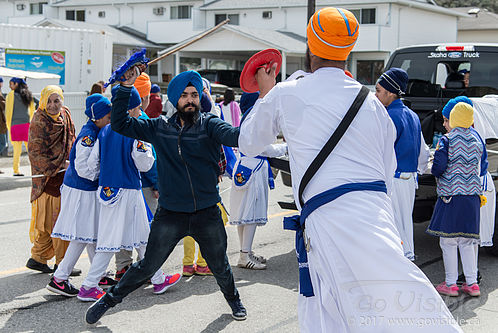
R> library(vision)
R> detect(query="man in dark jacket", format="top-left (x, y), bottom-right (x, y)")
top-left (86, 69), bottom-right (246, 323)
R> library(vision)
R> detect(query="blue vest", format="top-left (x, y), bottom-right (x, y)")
top-left (98, 124), bottom-right (141, 190)
top-left (387, 99), bottom-right (421, 173)
top-left (63, 120), bottom-right (100, 191)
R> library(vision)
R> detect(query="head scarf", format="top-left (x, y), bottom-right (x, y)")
top-left (10, 77), bottom-right (26, 85)
top-left (112, 85), bottom-right (141, 110)
top-left (134, 73), bottom-right (151, 98)
top-left (85, 94), bottom-right (111, 120)
top-left (150, 84), bottom-right (161, 93)
top-left (377, 68), bottom-right (408, 96)
top-left (449, 102), bottom-right (474, 129)
top-left (306, 7), bottom-right (359, 61)
top-left (442, 96), bottom-right (473, 119)
top-left (240, 92), bottom-right (260, 114)
top-left (167, 70), bottom-right (203, 107)
top-left (202, 77), bottom-right (211, 94)
top-left (39, 85), bottom-right (64, 111)
top-left (200, 92), bottom-right (212, 113)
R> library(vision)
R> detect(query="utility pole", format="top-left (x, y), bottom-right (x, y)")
top-left (307, 0), bottom-right (316, 22)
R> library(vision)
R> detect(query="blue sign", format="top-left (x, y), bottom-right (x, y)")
top-left (5, 49), bottom-right (66, 84)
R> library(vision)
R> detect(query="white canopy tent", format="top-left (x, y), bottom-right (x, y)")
top-left (0, 67), bottom-right (60, 93)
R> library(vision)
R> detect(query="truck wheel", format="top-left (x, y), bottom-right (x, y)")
top-left (485, 195), bottom-right (498, 257)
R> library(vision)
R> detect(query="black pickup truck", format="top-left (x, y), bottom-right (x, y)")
top-left (270, 43), bottom-right (498, 256)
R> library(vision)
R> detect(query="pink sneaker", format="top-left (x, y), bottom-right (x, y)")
top-left (462, 283), bottom-right (480, 297)
top-left (77, 286), bottom-right (105, 302)
top-left (153, 273), bottom-right (181, 294)
top-left (182, 265), bottom-right (195, 277)
top-left (436, 282), bottom-right (459, 297)
top-left (195, 265), bottom-right (213, 276)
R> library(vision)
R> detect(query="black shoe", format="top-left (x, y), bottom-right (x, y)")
top-left (26, 258), bottom-right (53, 273)
top-left (115, 264), bottom-right (130, 281)
top-left (86, 295), bottom-right (113, 324)
top-left (456, 270), bottom-right (482, 285)
top-left (99, 276), bottom-right (118, 289)
top-left (13, 173), bottom-right (24, 177)
top-left (53, 264), bottom-right (82, 277)
top-left (46, 276), bottom-right (79, 297)
top-left (227, 299), bottom-right (247, 321)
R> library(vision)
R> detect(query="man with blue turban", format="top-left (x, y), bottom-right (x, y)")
top-left (375, 67), bottom-right (431, 261)
top-left (86, 70), bottom-right (245, 323)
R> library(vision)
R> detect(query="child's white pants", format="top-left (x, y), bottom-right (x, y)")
top-left (440, 237), bottom-right (478, 285)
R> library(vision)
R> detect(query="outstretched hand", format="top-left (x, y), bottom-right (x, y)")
top-left (255, 62), bottom-right (277, 98)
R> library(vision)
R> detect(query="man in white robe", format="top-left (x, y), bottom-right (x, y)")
top-left (239, 7), bottom-right (462, 333)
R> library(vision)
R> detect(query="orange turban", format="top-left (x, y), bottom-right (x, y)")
top-left (134, 73), bottom-right (151, 98)
top-left (306, 7), bottom-right (359, 61)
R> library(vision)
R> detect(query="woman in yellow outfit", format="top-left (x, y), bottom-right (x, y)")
top-left (5, 77), bottom-right (35, 176)
top-left (26, 85), bottom-right (76, 274)
top-left (183, 202), bottom-right (229, 276)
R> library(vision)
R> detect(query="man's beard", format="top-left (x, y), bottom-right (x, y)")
top-left (305, 47), bottom-right (312, 73)
top-left (177, 103), bottom-right (200, 126)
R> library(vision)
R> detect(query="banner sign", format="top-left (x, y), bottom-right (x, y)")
top-left (5, 48), bottom-right (66, 84)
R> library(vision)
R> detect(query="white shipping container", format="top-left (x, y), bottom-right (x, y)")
top-left (0, 23), bottom-right (113, 92)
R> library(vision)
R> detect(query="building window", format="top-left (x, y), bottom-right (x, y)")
top-left (215, 14), bottom-right (239, 25)
top-left (30, 2), bottom-right (47, 15)
top-left (98, 11), bottom-right (106, 18)
top-left (262, 11), bottom-right (272, 19)
top-left (356, 60), bottom-right (384, 85)
top-left (170, 5), bottom-right (192, 19)
top-left (153, 7), bottom-right (164, 16)
top-left (350, 8), bottom-right (376, 24)
top-left (66, 10), bottom-right (85, 21)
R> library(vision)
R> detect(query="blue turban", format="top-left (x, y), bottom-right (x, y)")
top-left (0, 77), bottom-right (3, 83)
top-left (441, 96), bottom-right (473, 119)
top-left (112, 85), bottom-right (142, 110)
top-left (240, 92), bottom-right (260, 114)
top-left (200, 92), bottom-right (212, 113)
top-left (10, 77), bottom-right (26, 85)
top-left (167, 71), bottom-right (203, 107)
top-left (150, 84), bottom-right (160, 93)
top-left (85, 94), bottom-right (111, 120)
top-left (377, 68), bottom-right (408, 96)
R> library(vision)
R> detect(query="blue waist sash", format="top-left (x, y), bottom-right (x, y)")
top-left (283, 180), bottom-right (387, 297)
top-left (239, 152), bottom-right (275, 189)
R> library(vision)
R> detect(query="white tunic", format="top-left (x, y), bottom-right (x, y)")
top-left (51, 136), bottom-right (100, 243)
top-left (229, 143), bottom-right (287, 226)
top-left (239, 67), bottom-right (461, 332)
top-left (88, 139), bottom-right (155, 252)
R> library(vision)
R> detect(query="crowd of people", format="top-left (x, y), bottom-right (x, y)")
top-left (0, 6), bottom-right (495, 332)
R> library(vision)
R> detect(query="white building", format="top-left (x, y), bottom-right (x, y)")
top-left (454, 7), bottom-right (498, 43)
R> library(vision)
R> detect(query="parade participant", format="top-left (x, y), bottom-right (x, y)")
top-left (230, 92), bottom-right (287, 270)
top-left (78, 86), bottom-right (178, 302)
top-left (26, 85), bottom-right (77, 274)
top-left (219, 88), bottom-right (241, 127)
top-left (0, 90), bottom-right (7, 159)
top-left (375, 67), bottom-right (430, 260)
top-left (47, 94), bottom-right (114, 296)
top-left (85, 69), bottom-right (245, 324)
top-left (441, 96), bottom-right (491, 285)
top-left (114, 73), bottom-right (159, 281)
top-left (145, 84), bottom-right (163, 118)
top-left (427, 102), bottom-right (486, 297)
top-left (239, 7), bottom-right (462, 332)
top-left (5, 77), bottom-right (35, 176)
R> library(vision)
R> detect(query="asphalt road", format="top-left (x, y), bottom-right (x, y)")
top-left (0, 172), bottom-right (497, 332)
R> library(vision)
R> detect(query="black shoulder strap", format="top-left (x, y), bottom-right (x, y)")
top-left (298, 86), bottom-right (370, 207)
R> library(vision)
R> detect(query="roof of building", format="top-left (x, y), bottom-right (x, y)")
top-left (50, 0), bottom-right (195, 6)
top-left (452, 7), bottom-right (498, 31)
top-left (34, 18), bottom-right (160, 47)
top-left (158, 24), bottom-right (306, 56)
top-left (200, 0), bottom-right (466, 17)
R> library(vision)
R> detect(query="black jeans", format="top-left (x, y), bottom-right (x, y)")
top-left (105, 204), bottom-right (239, 305)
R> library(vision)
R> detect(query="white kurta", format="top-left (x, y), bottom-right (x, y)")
top-left (391, 135), bottom-right (431, 260)
top-left (239, 68), bottom-right (461, 332)
top-left (88, 139), bottom-right (155, 252)
top-left (230, 143), bottom-right (287, 226)
top-left (51, 136), bottom-right (100, 243)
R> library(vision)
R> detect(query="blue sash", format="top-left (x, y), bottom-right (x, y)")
top-left (238, 152), bottom-right (274, 189)
top-left (283, 180), bottom-right (387, 297)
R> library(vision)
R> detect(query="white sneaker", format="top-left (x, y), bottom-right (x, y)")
top-left (249, 251), bottom-right (267, 264)
top-left (237, 252), bottom-right (266, 270)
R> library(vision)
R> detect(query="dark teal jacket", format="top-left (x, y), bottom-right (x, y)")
top-left (111, 85), bottom-right (239, 213)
